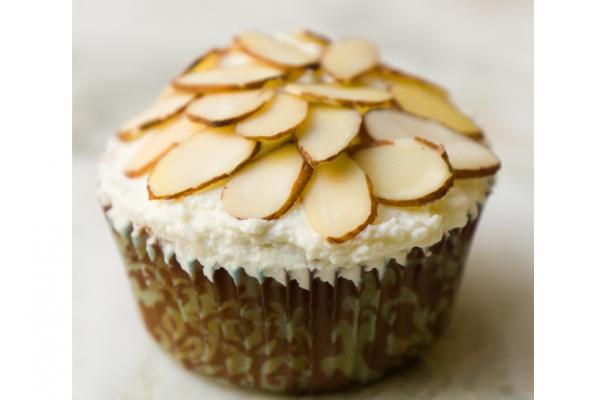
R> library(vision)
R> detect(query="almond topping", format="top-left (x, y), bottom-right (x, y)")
top-left (124, 116), bottom-right (205, 177)
top-left (285, 83), bottom-right (392, 106)
top-left (186, 89), bottom-right (274, 126)
top-left (352, 138), bottom-right (454, 206)
top-left (322, 38), bottom-right (379, 81)
top-left (222, 144), bottom-right (311, 220)
top-left (301, 154), bottom-right (376, 242)
top-left (295, 105), bottom-right (361, 164)
top-left (236, 93), bottom-right (308, 140)
top-left (364, 109), bottom-right (499, 178)
top-left (173, 65), bottom-right (284, 92)
top-left (118, 92), bottom-right (195, 141)
top-left (148, 127), bottom-right (258, 199)
top-left (235, 31), bottom-right (320, 69)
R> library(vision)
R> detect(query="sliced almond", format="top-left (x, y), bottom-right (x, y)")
top-left (295, 105), bottom-right (361, 164)
top-left (285, 83), bottom-right (391, 106)
top-left (364, 109), bottom-right (500, 178)
top-left (118, 92), bottom-right (195, 141)
top-left (235, 31), bottom-right (319, 69)
top-left (216, 49), bottom-right (257, 67)
top-left (432, 138), bottom-right (500, 178)
top-left (391, 83), bottom-right (482, 139)
top-left (124, 116), bottom-right (205, 178)
top-left (186, 89), bottom-right (274, 126)
top-left (221, 144), bottom-right (311, 220)
top-left (236, 93), bottom-right (308, 140)
top-left (292, 29), bottom-right (331, 46)
top-left (352, 138), bottom-right (454, 206)
top-left (322, 38), bottom-right (379, 81)
top-left (148, 127), bottom-right (258, 199)
top-left (173, 65), bottom-right (284, 93)
top-left (363, 65), bottom-right (447, 96)
top-left (181, 48), bottom-right (225, 75)
top-left (301, 154), bottom-right (376, 243)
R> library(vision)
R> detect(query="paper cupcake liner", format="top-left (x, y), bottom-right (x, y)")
top-left (108, 213), bottom-right (480, 393)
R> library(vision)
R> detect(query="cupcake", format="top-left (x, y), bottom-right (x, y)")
top-left (98, 30), bottom-right (500, 393)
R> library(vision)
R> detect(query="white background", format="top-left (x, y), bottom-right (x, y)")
top-left (16, 0), bottom-right (607, 399)
top-left (71, 0), bottom-right (535, 399)
top-left (72, 1), bottom-right (534, 398)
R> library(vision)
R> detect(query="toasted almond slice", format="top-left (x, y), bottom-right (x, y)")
top-left (173, 65), bottom-right (284, 93)
top-left (235, 31), bottom-right (320, 69)
top-left (352, 138), bottom-right (454, 206)
top-left (292, 29), bottom-right (331, 46)
top-left (148, 127), bottom-right (258, 199)
top-left (295, 105), bottom-right (361, 164)
top-left (118, 92), bottom-right (195, 141)
top-left (285, 83), bottom-right (391, 106)
top-left (124, 116), bottom-right (205, 178)
top-left (322, 38), bottom-right (379, 81)
top-left (431, 138), bottom-right (500, 178)
top-left (363, 65), bottom-right (447, 96)
top-left (222, 144), bottom-right (311, 220)
top-left (216, 49), bottom-right (257, 67)
top-left (301, 154), bottom-right (376, 243)
top-left (186, 89), bottom-right (274, 126)
top-left (181, 48), bottom-right (225, 75)
top-left (236, 93), bottom-right (308, 140)
top-left (364, 109), bottom-right (500, 178)
top-left (391, 83), bottom-right (482, 139)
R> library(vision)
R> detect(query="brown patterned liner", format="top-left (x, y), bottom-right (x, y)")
top-left (107, 211), bottom-right (480, 393)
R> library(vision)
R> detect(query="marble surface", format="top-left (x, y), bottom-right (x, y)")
top-left (73, 0), bottom-right (533, 398)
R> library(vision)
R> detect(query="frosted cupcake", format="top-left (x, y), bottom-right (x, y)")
top-left (98, 30), bottom-right (500, 393)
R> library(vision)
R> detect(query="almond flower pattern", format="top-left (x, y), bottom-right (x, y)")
top-left (119, 30), bottom-right (500, 242)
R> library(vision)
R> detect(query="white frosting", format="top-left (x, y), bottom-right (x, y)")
top-left (98, 137), bottom-right (490, 288)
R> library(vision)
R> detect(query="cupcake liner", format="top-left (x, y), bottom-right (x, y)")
top-left (108, 212), bottom-right (480, 393)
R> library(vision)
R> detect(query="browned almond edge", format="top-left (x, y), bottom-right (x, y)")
top-left (357, 110), bottom-right (382, 144)
top-left (349, 137), bottom-right (455, 207)
top-left (416, 136), bottom-right (499, 179)
top-left (146, 142), bottom-right (260, 200)
top-left (393, 102), bottom-right (484, 141)
top-left (382, 71), bottom-right (485, 141)
top-left (452, 162), bottom-right (501, 179)
top-left (374, 64), bottom-right (484, 140)
top-left (124, 142), bottom-right (180, 178)
top-left (298, 29), bottom-right (332, 45)
top-left (179, 47), bottom-right (228, 76)
top-left (375, 64), bottom-right (448, 97)
top-left (369, 137), bottom-right (454, 207)
top-left (328, 64), bottom-right (378, 84)
top-left (237, 126), bottom-right (300, 142)
top-left (295, 114), bottom-right (362, 167)
top-left (117, 97), bottom-right (197, 141)
top-left (298, 90), bottom-right (392, 108)
top-left (327, 174), bottom-right (378, 244)
top-left (117, 129), bottom-right (145, 142)
top-left (185, 102), bottom-right (267, 127)
top-left (172, 73), bottom-right (286, 93)
top-left (263, 158), bottom-right (312, 220)
top-left (233, 36), bottom-right (319, 70)
top-left (346, 139), bottom-right (393, 155)
top-left (297, 141), bottom-right (354, 168)
top-left (218, 143), bottom-right (312, 220)
top-left (235, 101), bottom-right (308, 141)
top-left (322, 43), bottom-right (379, 83)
